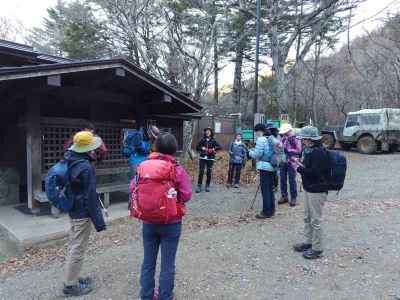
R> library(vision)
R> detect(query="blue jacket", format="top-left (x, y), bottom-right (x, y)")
top-left (64, 151), bottom-right (106, 232)
top-left (229, 141), bottom-right (247, 164)
top-left (249, 136), bottom-right (275, 172)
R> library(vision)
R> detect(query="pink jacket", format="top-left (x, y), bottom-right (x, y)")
top-left (130, 157), bottom-right (192, 224)
top-left (282, 132), bottom-right (302, 157)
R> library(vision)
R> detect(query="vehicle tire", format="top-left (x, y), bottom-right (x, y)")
top-left (357, 136), bottom-right (377, 154)
top-left (322, 134), bottom-right (335, 149)
top-left (339, 142), bottom-right (352, 151)
top-left (389, 144), bottom-right (398, 153)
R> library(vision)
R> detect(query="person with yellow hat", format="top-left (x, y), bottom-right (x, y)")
top-left (278, 123), bottom-right (302, 207)
top-left (62, 131), bottom-right (106, 297)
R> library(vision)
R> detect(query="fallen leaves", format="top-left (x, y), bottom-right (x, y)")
top-left (180, 151), bottom-right (258, 185)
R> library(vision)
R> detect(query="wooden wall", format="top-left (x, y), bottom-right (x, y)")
top-left (192, 116), bottom-right (240, 150)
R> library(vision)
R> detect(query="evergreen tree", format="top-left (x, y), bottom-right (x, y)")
top-left (27, 0), bottom-right (109, 59)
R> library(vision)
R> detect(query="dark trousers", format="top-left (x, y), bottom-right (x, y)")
top-left (140, 223), bottom-right (182, 300)
top-left (260, 170), bottom-right (275, 216)
top-left (280, 162), bottom-right (298, 200)
top-left (227, 163), bottom-right (242, 185)
top-left (198, 159), bottom-right (214, 186)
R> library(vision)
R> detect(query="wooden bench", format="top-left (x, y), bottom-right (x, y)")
top-left (35, 182), bottom-right (130, 216)
top-left (96, 183), bottom-right (130, 208)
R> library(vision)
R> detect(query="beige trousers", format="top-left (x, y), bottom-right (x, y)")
top-left (304, 192), bottom-right (327, 252)
top-left (65, 218), bottom-right (92, 286)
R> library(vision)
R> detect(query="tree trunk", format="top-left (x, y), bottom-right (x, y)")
top-left (310, 41), bottom-right (321, 125)
top-left (182, 120), bottom-right (197, 160)
top-left (232, 46), bottom-right (244, 106)
top-left (292, 0), bottom-right (304, 124)
top-left (213, 32), bottom-right (219, 104)
top-left (270, 13), bottom-right (288, 116)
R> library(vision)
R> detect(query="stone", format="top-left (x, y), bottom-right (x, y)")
top-left (0, 166), bottom-right (20, 206)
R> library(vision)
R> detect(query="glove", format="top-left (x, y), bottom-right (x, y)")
top-left (207, 148), bottom-right (216, 155)
top-left (297, 166), bottom-right (305, 173)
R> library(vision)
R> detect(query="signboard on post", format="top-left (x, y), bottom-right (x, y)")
top-left (280, 113), bottom-right (289, 123)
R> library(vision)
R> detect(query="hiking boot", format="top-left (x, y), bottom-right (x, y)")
top-left (293, 243), bottom-right (312, 253)
top-left (289, 198), bottom-right (297, 207)
top-left (63, 282), bottom-right (93, 297)
top-left (153, 291), bottom-right (176, 300)
top-left (255, 212), bottom-right (273, 219)
top-left (153, 290), bottom-right (159, 300)
top-left (195, 185), bottom-right (202, 193)
top-left (278, 196), bottom-right (288, 204)
top-left (205, 186), bottom-right (210, 192)
top-left (233, 184), bottom-right (240, 188)
top-left (303, 248), bottom-right (323, 260)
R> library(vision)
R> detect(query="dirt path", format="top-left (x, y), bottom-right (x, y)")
top-left (1, 152), bottom-right (400, 300)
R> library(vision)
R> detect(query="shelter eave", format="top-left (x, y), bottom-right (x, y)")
top-left (0, 58), bottom-right (202, 113)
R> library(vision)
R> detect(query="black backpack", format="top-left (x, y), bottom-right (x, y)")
top-left (325, 150), bottom-right (347, 191)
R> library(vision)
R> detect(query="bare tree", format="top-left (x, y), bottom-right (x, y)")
top-left (0, 16), bottom-right (24, 41)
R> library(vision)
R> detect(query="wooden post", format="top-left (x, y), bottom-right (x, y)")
top-left (26, 98), bottom-right (42, 213)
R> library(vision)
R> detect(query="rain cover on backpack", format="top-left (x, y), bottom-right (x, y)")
top-left (122, 128), bottom-right (150, 158)
top-left (130, 156), bottom-right (186, 223)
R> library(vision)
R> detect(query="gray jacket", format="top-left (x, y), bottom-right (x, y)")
top-left (229, 142), bottom-right (247, 164)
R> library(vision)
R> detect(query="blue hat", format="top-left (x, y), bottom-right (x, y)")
top-left (266, 123), bottom-right (278, 129)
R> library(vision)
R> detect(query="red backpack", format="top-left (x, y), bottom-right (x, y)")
top-left (130, 154), bottom-right (186, 223)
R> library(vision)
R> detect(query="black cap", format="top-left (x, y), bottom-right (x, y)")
top-left (254, 123), bottom-right (266, 132)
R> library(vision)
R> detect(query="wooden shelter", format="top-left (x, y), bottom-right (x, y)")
top-left (192, 115), bottom-right (240, 150)
top-left (0, 40), bottom-right (201, 213)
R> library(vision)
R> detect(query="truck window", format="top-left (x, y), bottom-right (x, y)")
top-left (345, 115), bottom-right (359, 127)
top-left (388, 111), bottom-right (400, 128)
top-left (360, 114), bottom-right (380, 125)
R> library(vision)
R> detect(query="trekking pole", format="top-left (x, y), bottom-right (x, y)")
top-left (249, 183), bottom-right (261, 210)
top-left (98, 196), bottom-right (109, 218)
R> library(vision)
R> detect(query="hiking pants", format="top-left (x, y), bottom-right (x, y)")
top-left (304, 192), bottom-right (327, 252)
top-left (141, 223), bottom-right (182, 300)
top-left (198, 159), bottom-right (214, 186)
top-left (227, 163), bottom-right (242, 185)
top-left (65, 218), bottom-right (92, 286)
top-left (280, 162), bottom-right (298, 200)
top-left (260, 170), bottom-right (275, 216)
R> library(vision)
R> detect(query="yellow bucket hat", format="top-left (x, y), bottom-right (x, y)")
top-left (69, 131), bottom-right (103, 153)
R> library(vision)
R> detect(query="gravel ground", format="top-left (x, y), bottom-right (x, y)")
top-left (1, 151), bottom-right (400, 300)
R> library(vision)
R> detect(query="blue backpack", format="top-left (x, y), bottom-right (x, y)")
top-left (325, 150), bottom-right (347, 191)
top-left (45, 159), bottom-right (85, 212)
top-left (264, 137), bottom-right (278, 167)
top-left (122, 129), bottom-right (150, 158)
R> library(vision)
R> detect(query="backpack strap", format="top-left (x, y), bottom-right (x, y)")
top-left (66, 159), bottom-right (89, 185)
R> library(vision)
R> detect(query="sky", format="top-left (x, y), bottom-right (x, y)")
top-left (1, 0), bottom-right (400, 85)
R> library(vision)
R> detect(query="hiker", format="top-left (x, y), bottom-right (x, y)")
top-left (266, 123), bottom-right (284, 191)
top-left (227, 133), bottom-right (248, 188)
top-left (123, 126), bottom-right (151, 179)
top-left (64, 122), bottom-right (108, 163)
top-left (278, 123), bottom-right (302, 207)
top-left (195, 127), bottom-right (221, 193)
top-left (148, 125), bottom-right (161, 152)
top-left (292, 126), bottom-right (330, 260)
top-left (122, 125), bottom-right (160, 179)
top-left (249, 123), bottom-right (276, 219)
top-left (63, 131), bottom-right (107, 297)
top-left (130, 133), bottom-right (192, 300)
